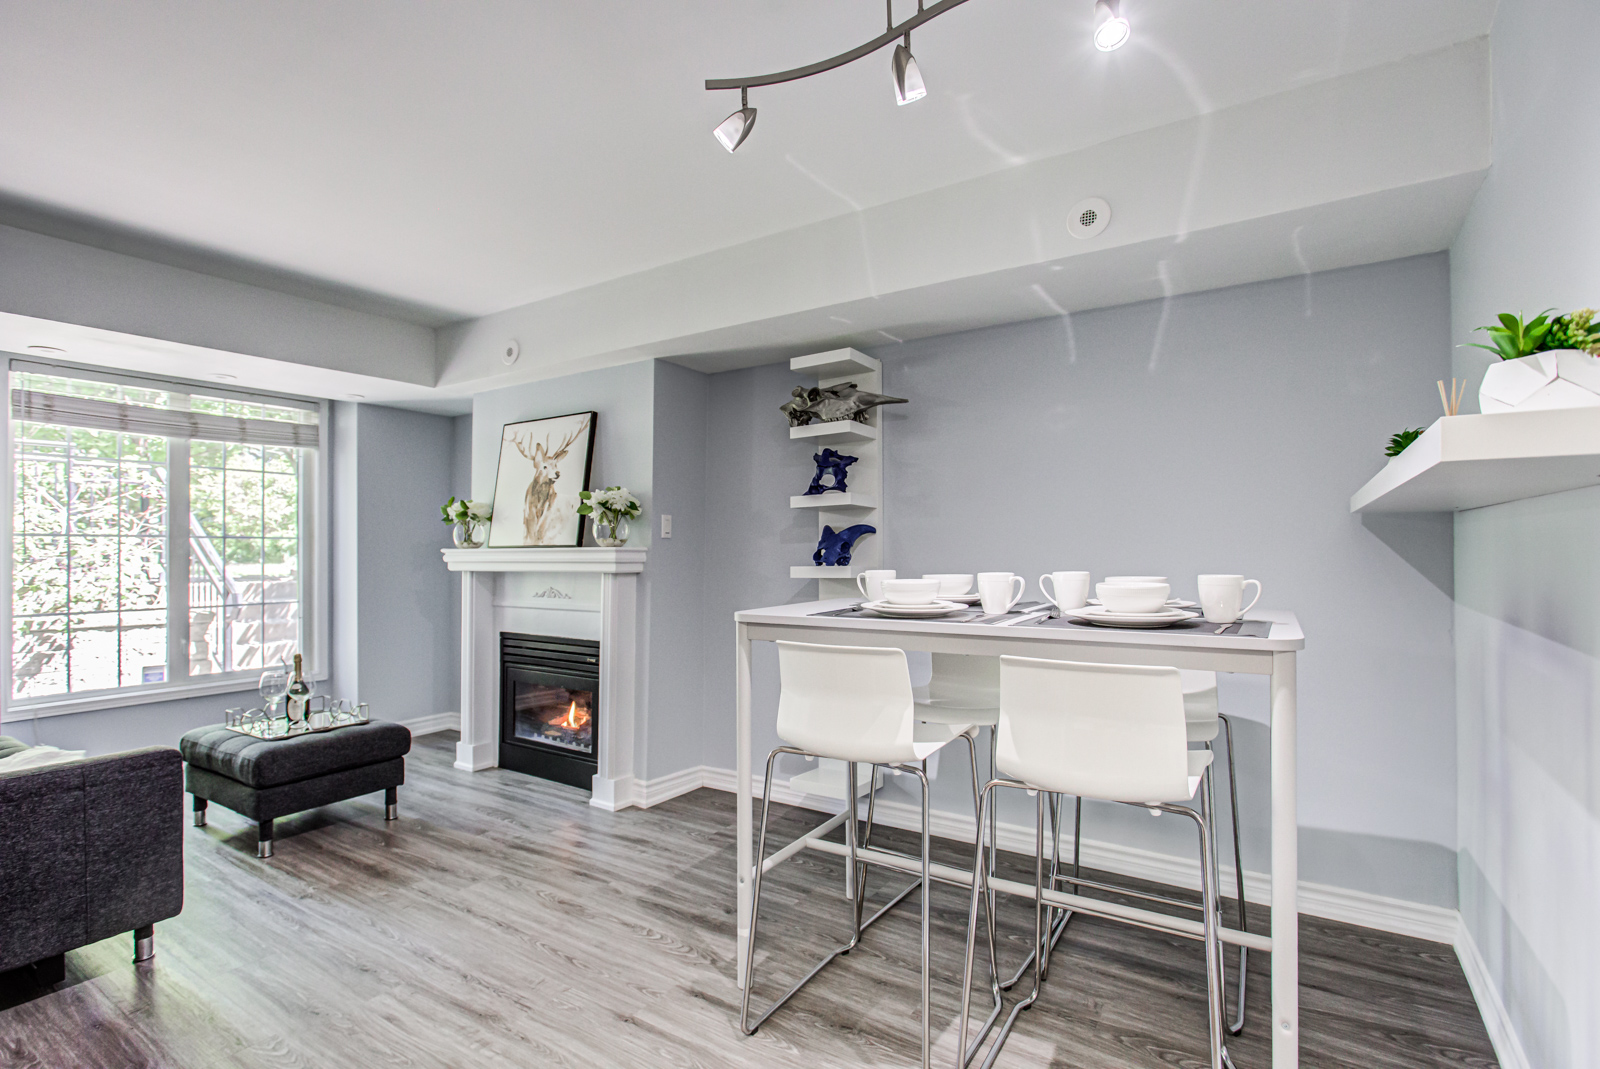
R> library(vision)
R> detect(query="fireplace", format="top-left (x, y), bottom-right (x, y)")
top-left (500, 633), bottom-right (600, 790)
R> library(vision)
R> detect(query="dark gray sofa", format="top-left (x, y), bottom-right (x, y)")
top-left (0, 740), bottom-right (184, 982)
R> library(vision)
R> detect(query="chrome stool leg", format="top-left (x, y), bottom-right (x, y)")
top-left (741, 747), bottom-right (922, 1039)
top-left (1219, 713), bottom-right (1249, 1035)
top-left (1194, 771), bottom-right (1233, 1069)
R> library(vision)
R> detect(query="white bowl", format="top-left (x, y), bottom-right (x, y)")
top-left (1096, 582), bottom-right (1170, 614)
top-left (1104, 575), bottom-right (1168, 584)
top-left (882, 578), bottom-right (942, 605)
top-left (921, 573), bottom-right (975, 596)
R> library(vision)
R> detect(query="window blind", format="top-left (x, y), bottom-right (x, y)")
top-left (10, 388), bottom-right (320, 449)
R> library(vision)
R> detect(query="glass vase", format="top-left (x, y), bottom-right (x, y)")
top-left (594, 515), bottom-right (631, 548)
top-left (453, 520), bottom-right (485, 549)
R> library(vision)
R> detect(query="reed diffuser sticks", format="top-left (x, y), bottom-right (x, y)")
top-left (1437, 378), bottom-right (1464, 417)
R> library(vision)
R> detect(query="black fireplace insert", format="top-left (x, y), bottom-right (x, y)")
top-left (500, 633), bottom-right (599, 790)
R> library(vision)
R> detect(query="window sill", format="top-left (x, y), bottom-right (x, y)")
top-left (5, 671), bottom-right (332, 721)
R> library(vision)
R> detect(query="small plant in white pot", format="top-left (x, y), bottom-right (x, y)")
top-left (1474, 308), bottom-right (1600, 413)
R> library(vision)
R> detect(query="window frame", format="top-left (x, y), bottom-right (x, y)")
top-left (2, 358), bottom-right (330, 720)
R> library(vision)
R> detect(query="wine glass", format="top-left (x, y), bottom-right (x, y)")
top-left (259, 666), bottom-right (289, 725)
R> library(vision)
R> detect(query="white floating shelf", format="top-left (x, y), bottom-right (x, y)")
top-left (791, 348), bottom-right (880, 379)
top-left (790, 492), bottom-right (876, 510)
top-left (791, 564), bottom-right (867, 580)
top-left (790, 421), bottom-right (879, 443)
top-left (1350, 408), bottom-right (1600, 513)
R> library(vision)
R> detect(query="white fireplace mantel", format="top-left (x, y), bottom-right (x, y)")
top-left (443, 546), bottom-right (647, 810)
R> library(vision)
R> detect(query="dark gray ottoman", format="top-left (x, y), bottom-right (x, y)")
top-left (179, 721), bottom-right (411, 858)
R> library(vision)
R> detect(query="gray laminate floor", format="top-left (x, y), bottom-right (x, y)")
top-left (0, 731), bottom-right (1497, 1069)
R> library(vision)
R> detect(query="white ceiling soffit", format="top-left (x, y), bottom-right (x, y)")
top-left (440, 40), bottom-right (1491, 386)
top-left (0, 1), bottom-right (1493, 322)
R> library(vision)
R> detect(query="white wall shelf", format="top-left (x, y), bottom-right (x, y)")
top-left (790, 492), bottom-right (876, 510)
top-left (1350, 408), bottom-right (1600, 513)
top-left (789, 421), bottom-right (879, 444)
top-left (790, 564), bottom-right (867, 580)
top-left (790, 348), bottom-right (881, 379)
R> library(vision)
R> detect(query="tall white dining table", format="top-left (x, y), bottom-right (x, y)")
top-left (733, 598), bottom-right (1306, 1068)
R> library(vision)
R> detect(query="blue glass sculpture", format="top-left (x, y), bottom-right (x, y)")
top-left (803, 448), bottom-right (858, 496)
top-left (813, 524), bottom-right (876, 567)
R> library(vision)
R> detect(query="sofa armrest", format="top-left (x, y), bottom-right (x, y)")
top-left (0, 747), bottom-right (184, 971)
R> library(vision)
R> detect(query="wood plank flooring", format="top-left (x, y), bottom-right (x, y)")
top-left (1, 732), bottom-right (1497, 1068)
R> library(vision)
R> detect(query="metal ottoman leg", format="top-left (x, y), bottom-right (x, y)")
top-left (257, 819), bottom-right (274, 858)
top-left (385, 786), bottom-right (398, 821)
top-left (192, 795), bottom-right (207, 828)
top-left (133, 926), bottom-right (154, 963)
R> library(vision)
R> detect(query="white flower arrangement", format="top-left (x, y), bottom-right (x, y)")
top-left (577, 486), bottom-right (642, 525)
top-left (441, 497), bottom-right (492, 526)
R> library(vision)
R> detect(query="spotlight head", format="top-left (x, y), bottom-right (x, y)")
top-left (1093, 0), bottom-right (1130, 51)
top-left (892, 40), bottom-right (926, 106)
top-left (714, 88), bottom-right (757, 152)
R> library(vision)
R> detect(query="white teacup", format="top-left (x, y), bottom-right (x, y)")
top-left (856, 569), bottom-right (896, 602)
top-left (882, 578), bottom-right (941, 605)
top-left (922, 573), bottom-right (975, 597)
top-left (977, 572), bottom-right (1025, 614)
top-left (1096, 581), bottom-right (1170, 614)
top-left (1197, 574), bottom-right (1261, 624)
top-left (1039, 571), bottom-right (1091, 611)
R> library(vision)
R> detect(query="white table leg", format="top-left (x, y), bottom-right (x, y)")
top-left (1270, 650), bottom-right (1299, 1067)
top-left (736, 623), bottom-right (754, 989)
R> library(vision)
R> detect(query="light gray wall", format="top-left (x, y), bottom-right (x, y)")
top-left (330, 403), bottom-right (458, 724)
top-left (1448, 1), bottom-right (1600, 1065)
top-left (0, 223), bottom-right (435, 384)
top-left (698, 254), bottom-right (1459, 906)
top-left (447, 413), bottom-right (473, 715)
top-left (645, 361), bottom-right (708, 780)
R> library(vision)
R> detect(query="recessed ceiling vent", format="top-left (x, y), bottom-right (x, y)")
top-left (501, 339), bottom-right (521, 366)
top-left (1068, 197), bottom-right (1111, 240)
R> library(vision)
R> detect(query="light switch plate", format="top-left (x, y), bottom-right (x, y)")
top-left (661, 514), bottom-right (672, 538)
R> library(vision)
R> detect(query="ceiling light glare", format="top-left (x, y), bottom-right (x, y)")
top-left (892, 38), bottom-right (926, 106)
top-left (714, 87), bottom-right (757, 152)
top-left (1093, 0), bottom-right (1130, 51)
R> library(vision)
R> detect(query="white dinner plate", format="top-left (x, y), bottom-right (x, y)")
top-left (861, 599), bottom-right (966, 618)
top-left (943, 592), bottom-right (982, 604)
top-left (1068, 606), bottom-right (1200, 629)
top-left (1086, 598), bottom-right (1197, 608)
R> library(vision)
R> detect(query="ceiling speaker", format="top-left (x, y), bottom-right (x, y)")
top-left (501, 339), bottom-right (521, 366)
top-left (1068, 197), bottom-right (1111, 240)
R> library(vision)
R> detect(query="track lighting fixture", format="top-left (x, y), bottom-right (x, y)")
top-left (892, 35), bottom-right (926, 106)
top-left (1093, 0), bottom-right (1130, 51)
top-left (705, 0), bottom-right (1133, 151)
top-left (713, 87), bottom-right (757, 153)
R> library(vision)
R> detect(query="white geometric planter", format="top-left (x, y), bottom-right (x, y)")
top-left (1479, 349), bottom-right (1600, 413)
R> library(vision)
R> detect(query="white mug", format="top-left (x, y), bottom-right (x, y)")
top-left (1197, 574), bottom-right (1261, 624)
top-left (1039, 571), bottom-right (1091, 611)
top-left (856, 569), bottom-right (896, 602)
top-left (977, 572), bottom-right (1025, 614)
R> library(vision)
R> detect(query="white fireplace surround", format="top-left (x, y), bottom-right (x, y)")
top-left (442, 547), bottom-right (646, 811)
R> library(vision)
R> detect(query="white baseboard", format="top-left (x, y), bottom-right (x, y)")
top-left (401, 712), bottom-right (459, 737)
top-left (647, 765), bottom-right (1459, 945)
top-left (1454, 920), bottom-right (1532, 1069)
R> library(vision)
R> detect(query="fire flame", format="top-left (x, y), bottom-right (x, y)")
top-left (557, 700), bottom-right (590, 731)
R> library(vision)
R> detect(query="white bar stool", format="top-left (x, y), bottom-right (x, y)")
top-left (741, 641), bottom-right (979, 1069)
top-left (957, 657), bottom-right (1235, 1069)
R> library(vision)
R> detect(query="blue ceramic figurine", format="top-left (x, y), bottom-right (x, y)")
top-left (813, 524), bottom-right (876, 567)
top-left (803, 448), bottom-right (858, 496)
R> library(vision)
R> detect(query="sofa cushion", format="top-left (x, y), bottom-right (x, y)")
top-left (0, 735), bottom-right (30, 760)
top-left (179, 721), bottom-right (411, 788)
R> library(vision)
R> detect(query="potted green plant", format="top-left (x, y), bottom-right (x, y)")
top-left (1474, 308), bottom-right (1600, 412)
top-left (441, 496), bottom-right (492, 548)
top-left (578, 487), bottom-right (642, 547)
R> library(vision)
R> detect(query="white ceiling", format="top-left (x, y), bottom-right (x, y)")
top-left (0, 0), bottom-right (1494, 324)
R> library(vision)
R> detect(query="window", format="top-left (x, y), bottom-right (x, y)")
top-left (8, 361), bottom-right (325, 708)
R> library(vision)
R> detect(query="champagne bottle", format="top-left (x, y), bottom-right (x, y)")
top-left (285, 653), bottom-right (312, 723)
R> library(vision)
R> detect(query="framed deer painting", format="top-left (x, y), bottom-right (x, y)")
top-left (487, 411), bottom-right (598, 547)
